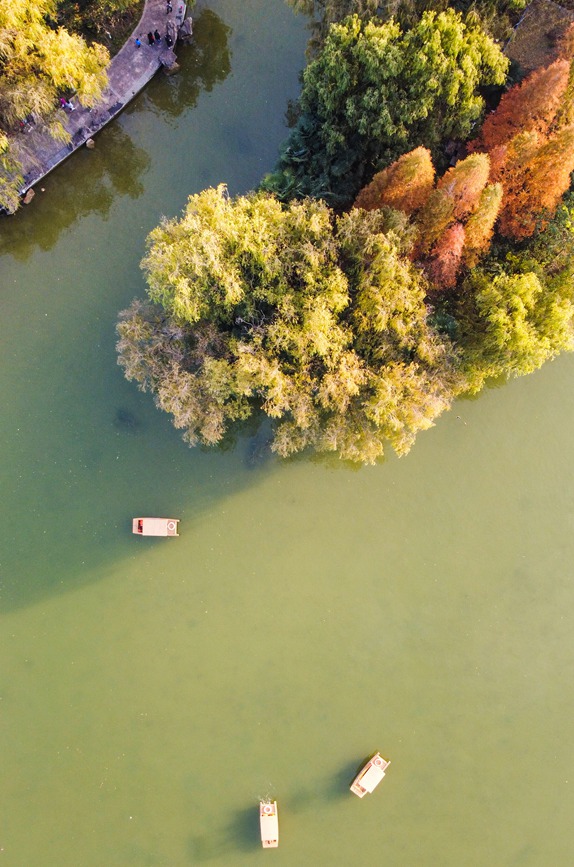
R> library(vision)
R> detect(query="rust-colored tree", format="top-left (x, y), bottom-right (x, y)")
top-left (436, 153), bottom-right (491, 220)
top-left (498, 125), bottom-right (574, 239)
top-left (470, 59), bottom-right (570, 152)
top-left (425, 223), bottom-right (466, 290)
top-left (353, 147), bottom-right (435, 215)
top-left (487, 130), bottom-right (541, 240)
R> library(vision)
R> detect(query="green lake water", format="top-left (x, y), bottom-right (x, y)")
top-left (1, 2), bottom-right (574, 864)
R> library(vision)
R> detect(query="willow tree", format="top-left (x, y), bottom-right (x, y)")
top-left (117, 186), bottom-right (458, 464)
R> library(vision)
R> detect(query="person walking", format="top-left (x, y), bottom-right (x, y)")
top-left (135, 37), bottom-right (142, 47)
top-left (154, 29), bottom-right (161, 44)
top-left (147, 31), bottom-right (155, 45)
top-left (166, 1), bottom-right (172, 12)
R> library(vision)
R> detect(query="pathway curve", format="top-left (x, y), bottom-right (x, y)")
top-left (12, 0), bottom-right (191, 205)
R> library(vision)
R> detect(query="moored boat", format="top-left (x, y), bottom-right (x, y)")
top-left (259, 800), bottom-right (279, 848)
top-left (132, 517), bottom-right (179, 537)
top-left (350, 752), bottom-right (390, 798)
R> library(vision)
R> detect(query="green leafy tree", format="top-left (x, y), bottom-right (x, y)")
top-left (0, 1), bottom-right (108, 132)
top-left (286, 0), bottom-right (380, 54)
top-left (118, 186), bottom-right (459, 464)
top-left (262, 11), bottom-right (507, 207)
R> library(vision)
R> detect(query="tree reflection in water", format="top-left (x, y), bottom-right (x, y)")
top-left (0, 122), bottom-right (149, 261)
top-left (143, 9), bottom-right (232, 119)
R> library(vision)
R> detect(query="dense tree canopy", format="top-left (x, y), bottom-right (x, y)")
top-left (116, 1), bottom-right (574, 465)
top-left (466, 43), bottom-right (574, 241)
top-left (117, 186), bottom-right (459, 463)
top-left (353, 147), bottom-right (435, 215)
top-left (262, 10), bottom-right (507, 206)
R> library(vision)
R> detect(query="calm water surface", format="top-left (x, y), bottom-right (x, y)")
top-left (1, 2), bottom-right (574, 864)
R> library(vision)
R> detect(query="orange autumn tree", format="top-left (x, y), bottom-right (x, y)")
top-left (468, 35), bottom-right (574, 241)
top-left (497, 125), bottom-right (574, 239)
top-left (436, 153), bottom-right (491, 220)
top-left (415, 153), bottom-right (495, 286)
top-left (353, 147), bottom-right (435, 214)
top-left (426, 223), bottom-right (466, 290)
top-left (552, 22), bottom-right (574, 128)
top-left (470, 59), bottom-right (570, 152)
top-left (354, 149), bottom-right (501, 288)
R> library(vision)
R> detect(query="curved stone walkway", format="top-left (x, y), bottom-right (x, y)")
top-left (12, 0), bottom-right (190, 205)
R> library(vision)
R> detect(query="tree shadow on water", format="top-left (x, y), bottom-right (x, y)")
top-left (0, 123), bottom-right (150, 261)
top-left (142, 8), bottom-right (232, 121)
top-left (187, 806), bottom-right (258, 862)
top-left (0, 401), bottom-right (280, 615)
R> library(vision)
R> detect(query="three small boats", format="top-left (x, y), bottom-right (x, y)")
top-left (132, 519), bottom-right (388, 846)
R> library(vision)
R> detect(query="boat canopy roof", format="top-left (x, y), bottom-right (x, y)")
top-left (360, 763), bottom-right (387, 793)
top-left (133, 517), bottom-right (179, 536)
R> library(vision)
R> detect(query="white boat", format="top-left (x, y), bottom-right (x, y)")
top-left (132, 517), bottom-right (179, 537)
top-left (259, 800), bottom-right (278, 848)
top-left (350, 752), bottom-right (390, 798)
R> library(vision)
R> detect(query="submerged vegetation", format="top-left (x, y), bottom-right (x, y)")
top-left (113, 1), bottom-right (574, 463)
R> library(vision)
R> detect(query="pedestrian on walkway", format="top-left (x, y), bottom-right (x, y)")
top-left (65, 100), bottom-right (75, 112)
top-left (166, 1), bottom-right (172, 12)
top-left (135, 37), bottom-right (142, 47)
top-left (147, 31), bottom-right (155, 45)
top-left (154, 29), bottom-right (161, 44)
top-left (165, 31), bottom-right (173, 47)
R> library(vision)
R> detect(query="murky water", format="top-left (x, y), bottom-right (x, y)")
top-left (1, 2), bottom-right (574, 864)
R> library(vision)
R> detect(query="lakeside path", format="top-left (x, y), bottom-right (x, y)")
top-left (13, 1), bottom-right (190, 203)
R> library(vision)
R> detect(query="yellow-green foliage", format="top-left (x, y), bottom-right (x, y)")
top-left (462, 183), bottom-right (503, 267)
top-left (119, 187), bottom-right (459, 464)
top-left (0, 1), bottom-right (108, 130)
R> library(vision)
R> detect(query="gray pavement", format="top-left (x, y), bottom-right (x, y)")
top-left (10, 0), bottom-right (190, 205)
